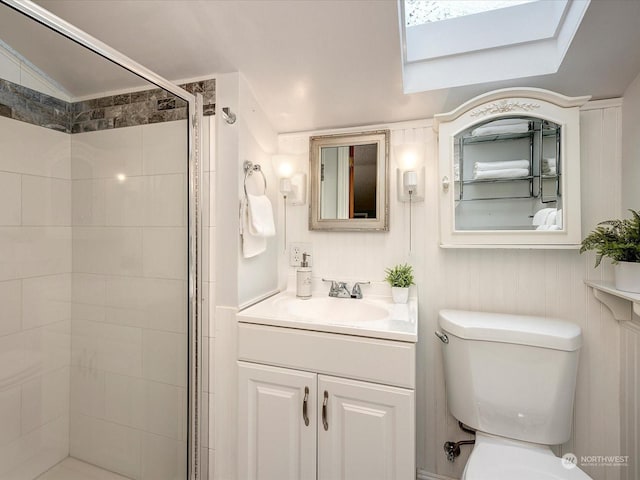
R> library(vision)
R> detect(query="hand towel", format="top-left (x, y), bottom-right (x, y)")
top-left (532, 208), bottom-right (556, 226)
top-left (240, 197), bottom-right (267, 258)
top-left (474, 160), bottom-right (530, 172)
top-left (473, 168), bottom-right (529, 180)
top-left (536, 224), bottom-right (561, 231)
top-left (246, 193), bottom-right (276, 237)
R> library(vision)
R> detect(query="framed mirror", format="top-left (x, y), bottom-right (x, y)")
top-left (434, 88), bottom-right (590, 248)
top-left (309, 130), bottom-right (389, 231)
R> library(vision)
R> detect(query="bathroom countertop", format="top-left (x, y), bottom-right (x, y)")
top-left (237, 290), bottom-right (418, 343)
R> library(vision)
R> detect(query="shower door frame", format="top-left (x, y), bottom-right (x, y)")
top-left (0, 1), bottom-right (205, 479)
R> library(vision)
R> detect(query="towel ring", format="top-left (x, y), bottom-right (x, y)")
top-left (243, 160), bottom-right (267, 196)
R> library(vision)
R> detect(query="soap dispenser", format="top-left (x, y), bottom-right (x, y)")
top-left (296, 253), bottom-right (312, 299)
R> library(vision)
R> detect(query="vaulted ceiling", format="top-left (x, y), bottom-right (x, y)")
top-left (3, 0), bottom-right (639, 133)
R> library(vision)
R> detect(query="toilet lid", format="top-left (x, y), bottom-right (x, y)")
top-left (464, 439), bottom-right (592, 480)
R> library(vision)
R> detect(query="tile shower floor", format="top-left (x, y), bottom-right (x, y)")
top-left (36, 458), bottom-right (131, 480)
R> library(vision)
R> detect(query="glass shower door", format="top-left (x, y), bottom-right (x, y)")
top-left (0, 1), bottom-right (202, 479)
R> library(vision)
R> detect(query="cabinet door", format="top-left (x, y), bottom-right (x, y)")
top-left (318, 375), bottom-right (415, 480)
top-left (238, 362), bottom-right (317, 480)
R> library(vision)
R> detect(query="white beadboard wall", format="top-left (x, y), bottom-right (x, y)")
top-left (620, 71), bottom-right (640, 480)
top-left (276, 100), bottom-right (625, 480)
top-left (621, 322), bottom-right (640, 480)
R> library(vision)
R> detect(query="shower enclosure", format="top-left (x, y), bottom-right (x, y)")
top-left (0, 1), bottom-right (205, 479)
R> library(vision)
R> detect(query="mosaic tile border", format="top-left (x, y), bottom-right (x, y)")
top-left (0, 78), bottom-right (70, 132)
top-left (0, 77), bottom-right (215, 134)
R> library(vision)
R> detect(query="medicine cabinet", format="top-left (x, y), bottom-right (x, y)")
top-left (433, 88), bottom-right (590, 248)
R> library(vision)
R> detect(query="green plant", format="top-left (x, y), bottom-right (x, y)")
top-left (580, 209), bottom-right (640, 267)
top-left (384, 263), bottom-right (415, 288)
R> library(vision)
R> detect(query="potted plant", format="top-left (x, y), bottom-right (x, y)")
top-left (580, 209), bottom-right (640, 293)
top-left (384, 263), bottom-right (415, 303)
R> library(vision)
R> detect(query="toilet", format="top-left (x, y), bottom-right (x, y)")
top-left (438, 309), bottom-right (593, 479)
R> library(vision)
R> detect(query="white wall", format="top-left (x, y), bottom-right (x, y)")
top-left (0, 116), bottom-right (72, 479)
top-left (212, 72), bottom-right (278, 480)
top-left (276, 101), bottom-right (624, 480)
top-left (620, 72), bottom-right (640, 480)
top-left (69, 121), bottom-right (189, 480)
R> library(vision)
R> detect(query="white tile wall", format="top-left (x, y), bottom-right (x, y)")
top-left (71, 127), bottom-right (143, 180)
top-left (0, 173), bottom-right (21, 225)
top-left (69, 120), bottom-right (191, 479)
top-left (0, 117), bottom-right (70, 179)
top-left (0, 107), bottom-right (203, 478)
top-left (0, 117), bottom-right (71, 479)
top-left (22, 176), bottom-right (71, 226)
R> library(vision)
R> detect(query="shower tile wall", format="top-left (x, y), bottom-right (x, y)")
top-left (69, 121), bottom-right (189, 479)
top-left (0, 115), bottom-right (72, 479)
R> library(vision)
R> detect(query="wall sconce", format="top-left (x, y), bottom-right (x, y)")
top-left (394, 143), bottom-right (425, 202)
top-left (394, 143), bottom-right (425, 252)
top-left (272, 155), bottom-right (306, 205)
top-left (273, 154), bottom-right (307, 251)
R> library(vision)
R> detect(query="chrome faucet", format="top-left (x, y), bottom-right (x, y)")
top-left (322, 279), bottom-right (370, 299)
top-left (323, 279), bottom-right (351, 298)
top-left (350, 282), bottom-right (370, 299)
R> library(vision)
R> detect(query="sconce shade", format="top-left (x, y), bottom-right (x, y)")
top-left (403, 170), bottom-right (418, 190)
top-left (280, 178), bottom-right (293, 194)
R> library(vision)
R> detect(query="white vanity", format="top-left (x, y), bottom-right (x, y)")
top-left (236, 288), bottom-right (418, 480)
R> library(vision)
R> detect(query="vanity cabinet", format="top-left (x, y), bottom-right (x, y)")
top-left (237, 322), bottom-right (416, 480)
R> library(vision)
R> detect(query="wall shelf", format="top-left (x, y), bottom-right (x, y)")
top-left (585, 280), bottom-right (640, 322)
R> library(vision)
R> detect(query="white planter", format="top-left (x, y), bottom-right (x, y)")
top-left (391, 287), bottom-right (410, 304)
top-left (614, 261), bottom-right (640, 293)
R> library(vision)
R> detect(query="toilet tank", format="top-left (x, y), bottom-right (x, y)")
top-left (438, 309), bottom-right (582, 445)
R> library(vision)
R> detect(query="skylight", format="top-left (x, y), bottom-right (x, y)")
top-left (405, 0), bottom-right (536, 27)
top-left (399, 0), bottom-right (591, 92)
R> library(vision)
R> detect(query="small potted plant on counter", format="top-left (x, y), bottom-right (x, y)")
top-left (580, 209), bottom-right (640, 293)
top-left (384, 263), bottom-right (415, 303)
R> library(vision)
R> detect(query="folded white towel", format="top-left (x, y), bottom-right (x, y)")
top-left (536, 224), bottom-right (561, 231)
top-left (555, 209), bottom-right (563, 227)
top-left (545, 210), bottom-right (557, 226)
top-left (246, 193), bottom-right (276, 237)
top-left (532, 208), bottom-right (556, 226)
top-left (240, 198), bottom-right (267, 258)
top-left (542, 158), bottom-right (557, 175)
top-left (471, 120), bottom-right (529, 137)
top-left (473, 168), bottom-right (529, 180)
top-left (474, 160), bottom-right (530, 172)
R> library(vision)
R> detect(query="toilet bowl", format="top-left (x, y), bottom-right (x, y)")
top-left (438, 309), bottom-right (592, 480)
top-left (462, 433), bottom-right (591, 480)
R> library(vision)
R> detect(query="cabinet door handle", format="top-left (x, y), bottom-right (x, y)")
top-left (322, 390), bottom-right (329, 431)
top-left (302, 386), bottom-right (310, 426)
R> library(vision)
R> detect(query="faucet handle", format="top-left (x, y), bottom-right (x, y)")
top-left (351, 281), bottom-right (370, 299)
top-left (322, 278), bottom-right (338, 294)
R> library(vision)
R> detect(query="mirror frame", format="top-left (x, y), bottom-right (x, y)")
top-left (434, 88), bottom-right (590, 248)
top-left (309, 129), bottom-right (390, 231)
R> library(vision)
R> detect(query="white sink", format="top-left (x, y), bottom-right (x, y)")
top-left (276, 296), bottom-right (389, 323)
top-left (238, 290), bottom-right (417, 342)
